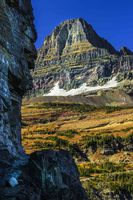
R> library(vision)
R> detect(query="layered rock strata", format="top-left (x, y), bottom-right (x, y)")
top-left (0, 0), bottom-right (37, 182)
top-left (33, 18), bottom-right (133, 96)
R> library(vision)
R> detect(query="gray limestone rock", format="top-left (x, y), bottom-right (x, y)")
top-left (32, 18), bottom-right (133, 96)
top-left (0, 0), bottom-right (37, 184)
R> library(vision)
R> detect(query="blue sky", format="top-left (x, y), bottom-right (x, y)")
top-left (32, 0), bottom-right (133, 51)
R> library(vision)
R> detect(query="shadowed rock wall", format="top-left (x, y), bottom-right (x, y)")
top-left (0, 0), bottom-right (37, 160)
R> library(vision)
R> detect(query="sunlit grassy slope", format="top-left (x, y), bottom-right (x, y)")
top-left (22, 98), bottom-right (133, 195)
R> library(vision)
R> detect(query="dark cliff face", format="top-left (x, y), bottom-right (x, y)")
top-left (33, 18), bottom-right (133, 96)
top-left (0, 0), bottom-right (37, 160)
top-left (0, 150), bottom-right (88, 200)
top-left (0, 2), bottom-right (88, 200)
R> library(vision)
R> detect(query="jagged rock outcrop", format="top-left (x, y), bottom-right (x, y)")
top-left (0, 0), bottom-right (36, 184)
top-left (32, 18), bottom-right (133, 96)
top-left (120, 47), bottom-right (133, 56)
top-left (0, 150), bottom-right (88, 200)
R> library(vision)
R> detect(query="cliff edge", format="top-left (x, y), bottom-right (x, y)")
top-left (0, 1), bottom-right (87, 200)
top-left (0, 0), bottom-right (36, 177)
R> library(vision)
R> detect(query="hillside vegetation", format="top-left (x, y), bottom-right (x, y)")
top-left (22, 99), bottom-right (133, 199)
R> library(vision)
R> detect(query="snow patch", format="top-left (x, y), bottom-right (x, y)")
top-left (44, 76), bottom-right (118, 97)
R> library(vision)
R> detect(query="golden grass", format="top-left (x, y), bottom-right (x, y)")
top-left (22, 99), bottom-right (133, 192)
top-left (22, 100), bottom-right (133, 164)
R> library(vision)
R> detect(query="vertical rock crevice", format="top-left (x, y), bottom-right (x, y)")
top-left (0, 0), bottom-right (37, 172)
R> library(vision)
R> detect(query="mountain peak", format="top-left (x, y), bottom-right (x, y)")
top-left (57, 18), bottom-right (88, 25)
top-left (120, 46), bottom-right (133, 55)
top-left (43, 18), bottom-right (117, 57)
top-left (33, 19), bottom-right (133, 97)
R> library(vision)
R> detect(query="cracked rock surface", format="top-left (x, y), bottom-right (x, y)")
top-left (0, 0), bottom-right (37, 184)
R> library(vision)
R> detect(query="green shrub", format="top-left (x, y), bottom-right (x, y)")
top-left (105, 106), bottom-right (122, 113)
top-left (58, 130), bottom-right (78, 138)
top-left (125, 133), bottom-right (133, 143)
top-left (55, 138), bottom-right (69, 149)
top-left (101, 162), bottom-right (125, 173)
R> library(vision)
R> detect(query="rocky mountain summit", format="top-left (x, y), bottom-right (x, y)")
top-left (33, 18), bottom-right (133, 96)
top-left (0, 1), bottom-right (87, 200)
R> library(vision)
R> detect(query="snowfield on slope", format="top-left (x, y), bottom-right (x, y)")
top-left (44, 76), bottom-right (118, 96)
